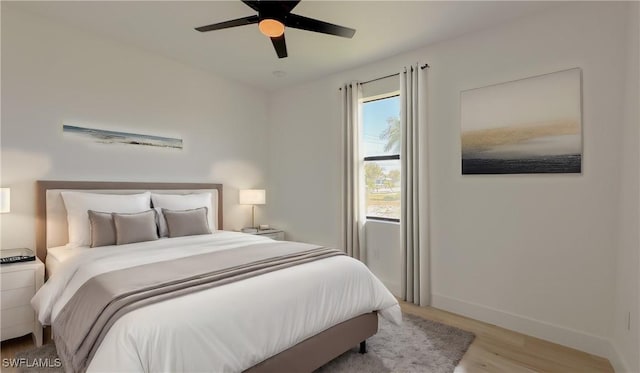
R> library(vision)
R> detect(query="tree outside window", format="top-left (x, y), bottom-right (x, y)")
top-left (361, 95), bottom-right (400, 221)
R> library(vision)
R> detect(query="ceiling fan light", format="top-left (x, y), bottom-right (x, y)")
top-left (259, 19), bottom-right (285, 37)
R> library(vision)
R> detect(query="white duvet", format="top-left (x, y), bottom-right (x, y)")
top-left (32, 232), bottom-right (402, 372)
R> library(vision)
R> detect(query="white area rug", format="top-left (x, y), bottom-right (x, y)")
top-left (316, 312), bottom-right (475, 373)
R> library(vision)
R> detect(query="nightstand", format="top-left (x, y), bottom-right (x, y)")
top-left (1, 257), bottom-right (44, 346)
top-left (252, 229), bottom-right (285, 240)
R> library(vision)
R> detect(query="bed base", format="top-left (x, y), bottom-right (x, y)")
top-left (245, 312), bottom-right (378, 373)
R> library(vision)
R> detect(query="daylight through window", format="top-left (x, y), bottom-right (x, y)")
top-left (361, 94), bottom-right (400, 221)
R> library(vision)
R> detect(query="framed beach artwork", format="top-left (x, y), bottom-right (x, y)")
top-left (63, 125), bottom-right (183, 150)
top-left (460, 68), bottom-right (582, 174)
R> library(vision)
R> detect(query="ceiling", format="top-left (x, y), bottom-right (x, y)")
top-left (6, 1), bottom-right (560, 91)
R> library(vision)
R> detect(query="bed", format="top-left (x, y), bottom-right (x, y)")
top-left (32, 180), bottom-right (401, 372)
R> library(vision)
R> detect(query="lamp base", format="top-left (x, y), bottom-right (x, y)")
top-left (241, 227), bottom-right (258, 234)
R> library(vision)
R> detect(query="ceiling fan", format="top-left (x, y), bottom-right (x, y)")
top-left (195, 0), bottom-right (356, 59)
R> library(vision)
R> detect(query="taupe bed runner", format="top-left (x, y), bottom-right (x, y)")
top-left (52, 242), bottom-right (343, 373)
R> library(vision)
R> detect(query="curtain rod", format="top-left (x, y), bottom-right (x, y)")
top-left (361, 72), bottom-right (398, 85)
top-left (339, 63), bottom-right (430, 90)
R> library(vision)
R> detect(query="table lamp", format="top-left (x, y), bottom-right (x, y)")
top-left (239, 189), bottom-right (265, 233)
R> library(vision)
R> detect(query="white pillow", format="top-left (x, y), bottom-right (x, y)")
top-left (151, 193), bottom-right (214, 237)
top-left (61, 191), bottom-right (151, 247)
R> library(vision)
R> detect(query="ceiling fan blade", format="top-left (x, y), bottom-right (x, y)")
top-left (271, 34), bottom-right (288, 58)
top-left (241, 0), bottom-right (261, 12)
top-left (285, 13), bottom-right (355, 38)
top-left (195, 15), bottom-right (259, 32)
top-left (277, 1), bottom-right (301, 14)
top-left (244, 1), bottom-right (299, 15)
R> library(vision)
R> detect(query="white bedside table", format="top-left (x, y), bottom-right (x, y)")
top-left (252, 229), bottom-right (285, 240)
top-left (1, 257), bottom-right (44, 346)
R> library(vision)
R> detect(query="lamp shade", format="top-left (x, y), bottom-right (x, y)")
top-left (0, 188), bottom-right (10, 213)
top-left (239, 189), bottom-right (266, 205)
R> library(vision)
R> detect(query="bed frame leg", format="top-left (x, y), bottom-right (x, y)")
top-left (359, 340), bottom-right (367, 354)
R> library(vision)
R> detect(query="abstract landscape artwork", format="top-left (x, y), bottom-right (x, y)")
top-left (461, 68), bottom-right (582, 174)
top-left (63, 125), bottom-right (182, 149)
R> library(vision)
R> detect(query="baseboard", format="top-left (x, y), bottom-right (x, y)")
top-left (431, 294), bottom-right (617, 363)
top-left (606, 341), bottom-right (632, 373)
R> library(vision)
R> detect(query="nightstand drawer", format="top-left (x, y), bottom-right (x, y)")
top-left (261, 232), bottom-right (284, 240)
top-left (0, 257), bottom-right (44, 346)
top-left (1, 271), bottom-right (35, 291)
top-left (1, 287), bottom-right (34, 309)
top-left (1, 305), bottom-right (35, 326)
top-left (1, 322), bottom-right (34, 341)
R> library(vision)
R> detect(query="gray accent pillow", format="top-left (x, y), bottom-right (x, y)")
top-left (113, 210), bottom-right (159, 245)
top-left (153, 207), bottom-right (168, 238)
top-left (162, 207), bottom-right (212, 238)
top-left (88, 210), bottom-right (116, 248)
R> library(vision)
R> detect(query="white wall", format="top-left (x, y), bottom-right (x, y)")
top-left (1, 6), bottom-right (269, 250)
top-left (612, 3), bottom-right (640, 372)
top-left (266, 78), bottom-right (342, 248)
top-left (267, 1), bottom-right (633, 364)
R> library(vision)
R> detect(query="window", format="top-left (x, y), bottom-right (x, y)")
top-left (361, 93), bottom-right (400, 222)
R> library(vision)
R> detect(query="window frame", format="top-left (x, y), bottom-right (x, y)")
top-left (361, 93), bottom-right (401, 223)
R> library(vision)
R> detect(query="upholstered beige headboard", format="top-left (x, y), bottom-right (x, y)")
top-left (36, 181), bottom-right (223, 262)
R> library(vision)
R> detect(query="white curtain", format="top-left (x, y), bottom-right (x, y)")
top-left (341, 82), bottom-right (365, 260)
top-left (400, 65), bottom-right (430, 306)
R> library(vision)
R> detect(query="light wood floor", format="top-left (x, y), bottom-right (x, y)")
top-left (400, 301), bottom-right (614, 373)
top-left (1, 304), bottom-right (614, 373)
top-left (0, 328), bottom-right (51, 373)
